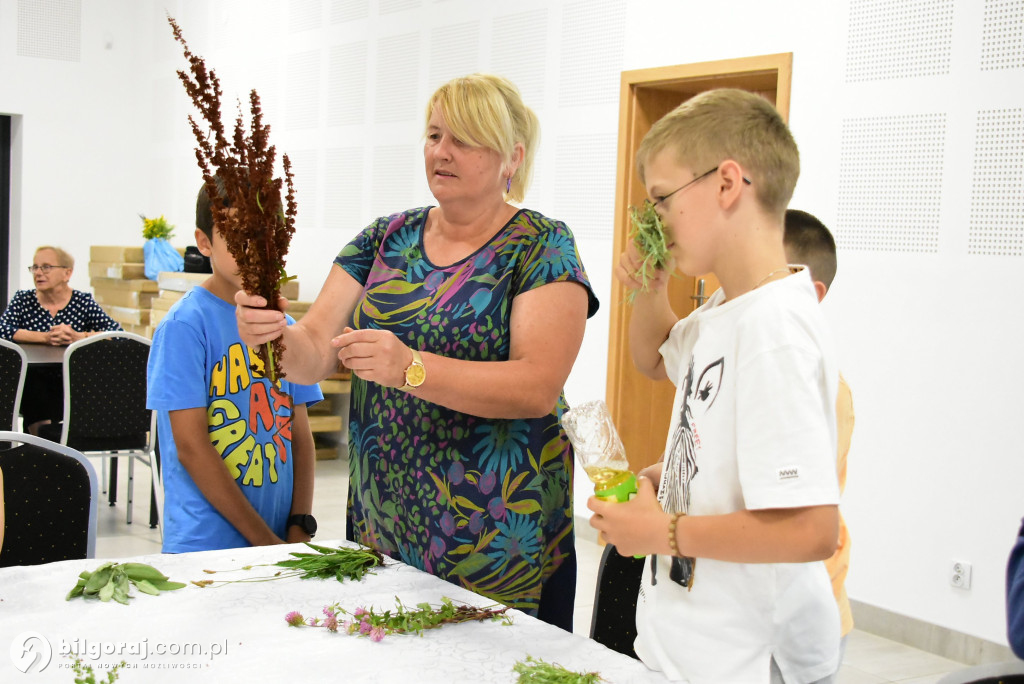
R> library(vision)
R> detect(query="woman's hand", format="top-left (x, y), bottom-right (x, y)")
top-left (235, 291), bottom-right (289, 348)
top-left (47, 324), bottom-right (76, 345)
top-left (334, 327), bottom-right (411, 388)
top-left (587, 476), bottom-right (671, 557)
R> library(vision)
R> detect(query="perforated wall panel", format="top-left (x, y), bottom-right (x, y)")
top-left (374, 33), bottom-right (419, 124)
top-left (846, 0), bottom-right (953, 82)
top-left (289, 0), bottom-right (323, 33)
top-left (492, 10), bottom-right (549, 107)
top-left (330, 0), bottom-right (369, 23)
top-left (325, 147), bottom-right (365, 232)
top-left (370, 145), bottom-right (417, 218)
top-left (837, 114), bottom-right (946, 253)
top-left (981, 0), bottom-right (1024, 71)
top-left (287, 149), bottom-right (320, 228)
top-left (429, 22), bottom-right (480, 91)
top-left (286, 50), bottom-right (322, 131)
top-left (969, 109), bottom-right (1024, 256)
top-left (380, 0), bottom-right (420, 15)
top-left (17, 0), bottom-right (81, 62)
top-left (328, 42), bottom-right (368, 127)
top-left (553, 134), bottom-right (617, 239)
top-left (558, 0), bottom-right (624, 107)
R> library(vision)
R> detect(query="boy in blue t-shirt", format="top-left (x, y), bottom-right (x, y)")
top-left (147, 179), bottom-right (322, 552)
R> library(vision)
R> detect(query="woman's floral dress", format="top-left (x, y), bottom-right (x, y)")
top-left (335, 206), bottom-right (598, 620)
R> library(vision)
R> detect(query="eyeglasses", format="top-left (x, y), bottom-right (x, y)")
top-left (27, 264), bottom-right (67, 274)
top-left (653, 166), bottom-right (753, 207)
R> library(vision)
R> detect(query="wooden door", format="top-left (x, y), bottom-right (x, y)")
top-left (605, 54), bottom-right (793, 473)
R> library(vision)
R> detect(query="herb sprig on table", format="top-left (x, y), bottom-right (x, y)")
top-left (66, 562), bottom-right (185, 604)
top-left (192, 542), bottom-right (385, 587)
top-left (626, 199), bottom-right (672, 302)
top-left (514, 656), bottom-right (604, 683)
top-left (285, 597), bottom-right (512, 641)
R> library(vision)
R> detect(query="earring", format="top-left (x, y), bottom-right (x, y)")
top-left (506, 177), bottom-right (512, 193)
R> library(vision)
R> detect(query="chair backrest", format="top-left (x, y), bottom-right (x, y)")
top-left (0, 340), bottom-right (27, 432)
top-left (0, 431), bottom-right (98, 566)
top-left (590, 543), bottom-right (645, 659)
top-left (58, 331), bottom-right (154, 452)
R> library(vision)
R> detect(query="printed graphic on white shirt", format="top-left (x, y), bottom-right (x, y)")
top-left (654, 354), bottom-right (723, 590)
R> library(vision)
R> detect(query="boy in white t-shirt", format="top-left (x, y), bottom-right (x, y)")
top-left (591, 89), bottom-right (841, 683)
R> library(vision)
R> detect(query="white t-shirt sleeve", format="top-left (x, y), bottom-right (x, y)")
top-left (736, 343), bottom-right (840, 510)
top-left (660, 315), bottom-right (699, 387)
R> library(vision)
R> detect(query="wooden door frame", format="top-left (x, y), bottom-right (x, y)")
top-left (604, 53), bottom-right (792, 473)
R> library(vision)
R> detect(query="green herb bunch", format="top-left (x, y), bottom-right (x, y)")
top-left (140, 214), bottom-right (175, 240)
top-left (66, 562), bottom-right (186, 604)
top-left (192, 542), bottom-right (385, 588)
top-left (286, 597), bottom-right (512, 642)
top-left (514, 656), bottom-right (604, 683)
top-left (626, 199), bottom-right (672, 302)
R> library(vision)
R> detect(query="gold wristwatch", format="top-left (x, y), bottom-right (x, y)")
top-left (400, 349), bottom-right (426, 390)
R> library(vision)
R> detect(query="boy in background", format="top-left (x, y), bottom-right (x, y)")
top-left (594, 89), bottom-right (840, 682)
top-left (785, 208), bottom-right (856, 667)
top-left (147, 180), bottom-right (322, 552)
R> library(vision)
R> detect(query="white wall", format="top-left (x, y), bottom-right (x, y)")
top-left (2, 0), bottom-right (1021, 645)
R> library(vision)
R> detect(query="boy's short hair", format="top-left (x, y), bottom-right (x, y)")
top-left (637, 88), bottom-right (799, 215)
top-left (35, 245), bottom-right (74, 269)
top-left (784, 209), bottom-right (837, 290)
top-left (195, 175), bottom-right (230, 240)
top-left (425, 73), bottom-right (539, 202)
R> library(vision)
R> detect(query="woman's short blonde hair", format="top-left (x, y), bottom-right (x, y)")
top-left (35, 245), bottom-right (74, 269)
top-left (425, 73), bottom-right (539, 203)
top-left (637, 88), bottom-right (800, 216)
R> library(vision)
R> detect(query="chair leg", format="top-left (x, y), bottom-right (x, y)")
top-left (149, 483), bottom-right (159, 529)
top-left (108, 457), bottom-right (118, 506)
top-left (126, 456), bottom-right (135, 525)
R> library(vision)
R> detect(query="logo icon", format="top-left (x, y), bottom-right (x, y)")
top-left (11, 631), bottom-right (52, 673)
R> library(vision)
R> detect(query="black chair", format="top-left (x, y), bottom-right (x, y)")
top-left (590, 543), bottom-right (645, 659)
top-left (0, 339), bottom-right (27, 432)
top-left (41, 331), bottom-right (156, 525)
top-left (0, 431), bottom-right (98, 566)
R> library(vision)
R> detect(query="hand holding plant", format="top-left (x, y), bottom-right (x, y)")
top-left (624, 199), bottom-right (672, 302)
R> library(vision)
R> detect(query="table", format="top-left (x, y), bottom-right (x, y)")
top-left (16, 342), bottom-right (66, 365)
top-left (0, 541), bottom-right (670, 683)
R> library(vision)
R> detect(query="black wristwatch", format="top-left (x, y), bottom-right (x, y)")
top-left (287, 514), bottom-right (317, 538)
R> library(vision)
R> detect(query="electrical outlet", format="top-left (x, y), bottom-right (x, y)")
top-left (951, 560), bottom-right (973, 589)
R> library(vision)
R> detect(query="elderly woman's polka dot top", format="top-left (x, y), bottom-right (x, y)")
top-left (0, 289), bottom-right (122, 341)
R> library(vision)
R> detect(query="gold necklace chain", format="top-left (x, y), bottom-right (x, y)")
top-left (753, 266), bottom-right (794, 290)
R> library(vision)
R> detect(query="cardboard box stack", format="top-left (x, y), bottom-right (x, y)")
top-left (150, 272), bottom-right (303, 332)
top-left (89, 246), bottom-right (158, 338)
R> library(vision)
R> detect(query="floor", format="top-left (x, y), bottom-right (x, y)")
top-left (97, 455), bottom-right (969, 684)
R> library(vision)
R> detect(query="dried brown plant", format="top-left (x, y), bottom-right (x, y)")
top-left (168, 15), bottom-right (297, 383)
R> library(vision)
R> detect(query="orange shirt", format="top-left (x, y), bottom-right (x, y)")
top-left (825, 375), bottom-right (854, 636)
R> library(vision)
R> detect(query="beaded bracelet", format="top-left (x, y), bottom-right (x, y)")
top-left (668, 512), bottom-right (684, 556)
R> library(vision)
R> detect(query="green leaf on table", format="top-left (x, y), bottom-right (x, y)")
top-left (67, 561), bottom-right (185, 604)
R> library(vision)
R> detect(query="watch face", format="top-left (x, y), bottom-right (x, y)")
top-left (406, 364), bottom-right (426, 387)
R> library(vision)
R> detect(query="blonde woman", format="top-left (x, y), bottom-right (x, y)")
top-left (237, 74), bottom-right (598, 630)
top-left (0, 246), bottom-right (121, 434)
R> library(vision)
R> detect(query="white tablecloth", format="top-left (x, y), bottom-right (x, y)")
top-left (0, 540), bottom-right (669, 683)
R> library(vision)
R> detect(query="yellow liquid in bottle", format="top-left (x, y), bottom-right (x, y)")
top-left (584, 466), bottom-right (631, 486)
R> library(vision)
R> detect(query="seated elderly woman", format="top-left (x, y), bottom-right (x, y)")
top-left (0, 245), bottom-right (121, 434)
